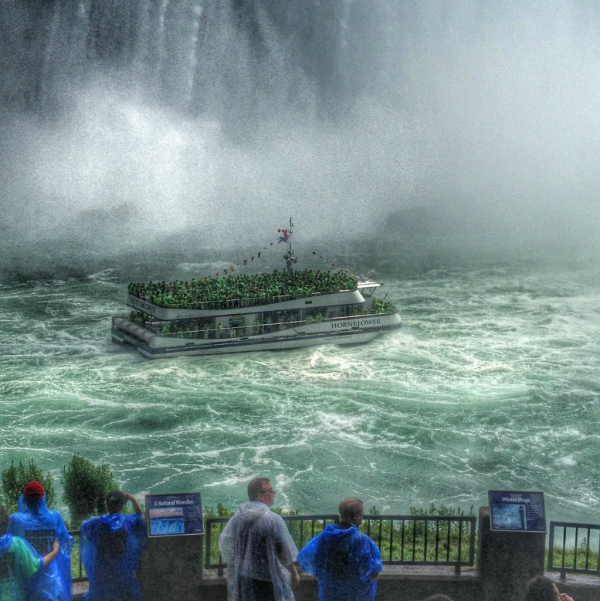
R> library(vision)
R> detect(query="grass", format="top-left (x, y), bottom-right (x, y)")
top-left (549, 546), bottom-right (600, 573)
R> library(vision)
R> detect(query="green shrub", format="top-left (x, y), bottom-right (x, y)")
top-left (0, 461), bottom-right (56, 513)
top-left (61, 454), bottom-right (118, 527)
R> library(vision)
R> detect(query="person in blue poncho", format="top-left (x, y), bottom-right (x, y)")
top-left (297, 497), bottom-right (382, 601)
top-left (80, 491), bottom-right (146, 601)
top-left (0, 503), bottom-right (61, 601)
top-left (8, 481), bottom-right (73, 601)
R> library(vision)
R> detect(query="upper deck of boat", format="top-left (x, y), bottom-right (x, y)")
top-left (125, 270), bottom-right (381, 320)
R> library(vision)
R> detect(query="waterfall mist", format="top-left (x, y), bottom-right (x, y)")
top-left (1, 0), bottom-right (599, 275)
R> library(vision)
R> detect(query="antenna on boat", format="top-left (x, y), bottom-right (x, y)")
top-left (283, 216), bottom-right (297, 277)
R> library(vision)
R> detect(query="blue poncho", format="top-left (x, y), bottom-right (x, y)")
top-left (0, 533), bottom-right (44, 601)
top-left (80, 512), bottom-right (146, 601)
top-left (297, 524), bottom-right (382, 601)
top-left (8, 495), bottom-right (73, 601)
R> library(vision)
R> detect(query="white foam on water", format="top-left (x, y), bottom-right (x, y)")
top-left (299, 370), bottom-right (350, 381)
top-left (203, 473), bottom-right (258, 489)
top-left (82, 397), bottom-right (165, 410)
top-left (128, 365), bottom-right (187, 380)
top-left (555, 455), bottom-right (577, 467)
top-left (87, 269), bottom-right (117, 281)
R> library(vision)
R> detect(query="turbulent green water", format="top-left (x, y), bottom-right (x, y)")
top-left (1, 261), bottom-right (599, 523)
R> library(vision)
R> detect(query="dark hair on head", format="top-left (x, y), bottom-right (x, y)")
top-left (106, 490), bottom-right (126, 512)
top-left (0, 504), bottom-right (9, 535)
top-left (247, 478), bottom-right (271, 501)
top-left (524, 576), bottom-right (560, 601)
top-left (338, 497), bottom-right (364, 522)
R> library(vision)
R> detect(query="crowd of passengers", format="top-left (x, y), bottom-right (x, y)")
top-left (130, 298), bottom-right (396, 338)
top-left (127, 269), bottom-right (357, 310)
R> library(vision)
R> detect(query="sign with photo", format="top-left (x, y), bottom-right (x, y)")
top-left (488, 491), bottom-right (546, 533)
top-left (146, 493), bottom-right (204, 538)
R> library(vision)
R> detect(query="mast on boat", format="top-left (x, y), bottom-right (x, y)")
top-left (283, 216), bottom-right (297, 277)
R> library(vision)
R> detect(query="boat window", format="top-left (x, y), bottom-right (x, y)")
top-left (361, 287), bottom-right (375, 298)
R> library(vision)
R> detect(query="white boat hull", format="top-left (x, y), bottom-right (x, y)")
top-left (111, 313), bottom-right (401, 359)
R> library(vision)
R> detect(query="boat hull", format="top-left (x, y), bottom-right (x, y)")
top-left (111, 313), bottom-right (401, 359)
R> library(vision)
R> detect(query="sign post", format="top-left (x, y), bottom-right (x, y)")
top-left (138, 492), bottom-right (205, 601)
top-left (479, 491), bottom-right (546, 601)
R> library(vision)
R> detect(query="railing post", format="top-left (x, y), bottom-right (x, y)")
top-left (548, 521), bottom-right (555, 572)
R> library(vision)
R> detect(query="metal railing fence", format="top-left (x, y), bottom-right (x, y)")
top-left (69, 530), bottom-right (86, 582)
top-left (548, 521), bottom-right (600, 580)
top-left (205, 514), bottom-right (477, 575)
top-left (25, 529), bottom-right (56, 556)
top-left (133, 289), bottom-right (356, 312)
top-left (156, 311), bottom-right (391, 339)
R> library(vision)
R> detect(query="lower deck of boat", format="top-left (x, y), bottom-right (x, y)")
top-left (111, 312), bottom-right (401, 359)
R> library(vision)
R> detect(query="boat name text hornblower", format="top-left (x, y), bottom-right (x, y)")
top-left (331, 318), bottom-right (382, 329)
top-left (130, 297), bottom-right (158, 315)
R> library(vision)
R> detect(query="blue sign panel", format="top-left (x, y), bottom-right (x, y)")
top-left (488, 491), bottom-right (546, 533)
top-left (146, 493), bottom-right (204, 538)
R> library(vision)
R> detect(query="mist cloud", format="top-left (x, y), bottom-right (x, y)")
top-left (1, 0), bottom-right (599, 273)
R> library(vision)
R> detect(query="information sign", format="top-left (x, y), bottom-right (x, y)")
top-left (146, 492), bottom-right (204, 538)
top-left (488, 490), bottom-right (546, 533)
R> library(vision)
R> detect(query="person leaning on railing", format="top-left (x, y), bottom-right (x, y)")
top-left (7, 481), bottom-right (73, 601)
top-left (297, 497), bottom-right (382, 601)
top-left (524, 576), bottom-right (574, 601)
top-left (0, 504), bottom-right (60, 601)
top-left (219, 478), bottom-right (299, 601)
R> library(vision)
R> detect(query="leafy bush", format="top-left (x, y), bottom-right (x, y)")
top-left (61, 454), bottom-right (118, 527)
top-left (0, 461), bottom-right (56, 513)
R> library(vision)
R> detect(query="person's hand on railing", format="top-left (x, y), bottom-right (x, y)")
top-left (559, 594), bottom-right (574, 601)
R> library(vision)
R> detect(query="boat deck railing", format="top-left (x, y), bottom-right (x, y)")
top-left (131, 289), bottom-right (356, 312)
top-left (145, 311), bottom-right (395, 339)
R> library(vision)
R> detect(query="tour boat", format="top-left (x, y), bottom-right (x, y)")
top-left (111, 222), bottom-right (402, 358)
